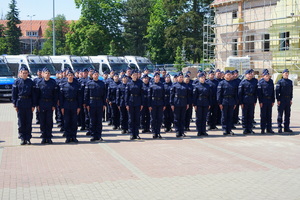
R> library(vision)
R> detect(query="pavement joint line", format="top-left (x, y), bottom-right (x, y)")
top-left (0, 147), bottom-right (3, 167)
top-left (193, 139), bottom-right (280, 170)
top-left (100, 143), bottom-right (149, 180)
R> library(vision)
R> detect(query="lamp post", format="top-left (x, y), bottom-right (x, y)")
top-left (27, 14), bottom-right (35, 54)
top-left (53, 0), bottom-right (56, 55)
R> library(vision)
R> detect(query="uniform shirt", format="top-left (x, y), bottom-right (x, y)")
top-left (186, 82), bottom-right (193, 105)
top-left (12, 78), bottom-right (36, 108)
top-left (164, 81), bottom-right (172, 106)
top-left (193, 82), bottom-right (211, 107)
top-left (116, 83), bottom-right (127, 107)
top-left (148, 82), bottom-right (165, 107)
top-left (257, 78), bottom-right (275, 104)
top-left (107, 81), bottom-right (120, 104)
top-left (36, 78), bottom-right (58, 110)
top-left (170, 82), bottom-right (189, 106)
top-left (238, 78), bottom-right (258, 104)
top-left (125, 79), bottom-right (143, 107)
top-left (275, 78), bottom-right (293, 102)
top-left (84, 79), bottom-right (106, 107)
top-left (59, 81), bottom-right (82, 109)
top-left (206, 78), bottom-right (218, 105)
top-left (141, 82), bottom-right (150, 107)
top-left (217, 79), bottom-right (238, 106)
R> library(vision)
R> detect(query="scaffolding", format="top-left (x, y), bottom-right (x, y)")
top-left (203, 0), bottom-right (300, 74)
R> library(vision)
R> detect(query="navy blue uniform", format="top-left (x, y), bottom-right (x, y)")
top-left (55, 78), bottom-right (63, 126)
top-left (78, 77), bottom-right (90, 130)
top-left (12, 78), bottom-right (36, 142)
top-left (125, 79), bottom-right (144, 139)
top-left (232, 78), bottom-right (241, 125)
top-left (206, 78), bottom-right (219, 129)
top-left (238, 78), bottom-right (257, 133)
top-left (36, 78), bottom-right (58, 140)
top-left (163, 81), bottom-right (173, 131)
top-left (105, 77), bottom-right (113, 124)
top-left (148, 82), bottom-right (165, 137)
top-left (184, 82), bottom-right (193, 131)
top-left (257, 78), bottom-right (275, 132)
top-left (170, 82), bottom-right (190, 137)
top-left (140, 82), bottom-right (150, 132)
top-left (116, 82), bottom-right (128, 132)
top-left (59, 81), bottom-right (82, 141)
top-left (84, 80), bottom-right (106, 139)
top-left (217, 80), bottom-right (238, 134)
top-left (33, 77), bottom-right (42, 124)
top-left (108, 80), bottom-right (121, 129)
top-left (193, 82), bottom-right (211, 135)
top-left (276, 78), bottom-right (293, 131)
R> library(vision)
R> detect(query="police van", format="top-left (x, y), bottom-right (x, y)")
top-left (49, 55), bottom-right (95, 72)
top-left (0, 56), bottom-right (15, 99)
top-left (90, 55), bottom-right (129, 75)
top-left (124, 56), bottom-right (155, 72)
top-left (4, 55), bottom-right (56, 79)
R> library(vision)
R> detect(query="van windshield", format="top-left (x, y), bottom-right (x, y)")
top-left (138, 63), bottom-right (155, 72)
top-left (110, 63), bottom-right (129, 72)
top-left (72, 63), bottom-right (95, 71)
top-left (0, 64), bottom-right (13, 76)
top-left (29, 64), bottom-right (56, 75)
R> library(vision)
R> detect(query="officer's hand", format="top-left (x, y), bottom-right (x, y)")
top-left (103, 106), bottom-right (106, 111)
top-left (194, 106), bottom-right (197, 111)
top-left (291, 101), bottom-right (293, 105)
top-left (163, 106), bottom-right (166, 111)
top-left (126, 106), bottom-right (129, 111)
top-left (186, 105), bottom-right (189, 110)
top-left (32, 107), bottom-right (35, 112)
top-left (234, 105), bottom-right (236, 110)
top-left (83, 104), bottom-right (86, 108)
top-left (241, 104), bottom-right (244, 109)
top-left (52, 107), bottom-right (55, 111)
top-left (260, 103), bottom-right (263, 108)
top-left (118, 106), bottom-right (120, 110)
top-left (277, 101), bottom-right (281, 106)
top-left (86, 106), bottom-right (90, 112)
top-left (77, 108), bottom-right (80, 115)
top-left (14, 107), bottom-right (18, 112)
top-left (61, 108), bottom-right (64, 115)
top-left (171, 106), bottom-right (174, 111)
top-left (219, 105), bottom-right (223, 110)
top-left (109, 102), bottom-right (112, 105)
top-left (272, 103), bottom-right (274, 107)
top-left (208, 106), bottom-right (211, 110)
top-left (37, 106), bottom-right (40, 112)
top-left (140, 106), bottom-right (143, 111)
top-left (149, 107), bottom-right (152, 111)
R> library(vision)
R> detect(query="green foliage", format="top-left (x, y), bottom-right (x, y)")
top-left (174, 46), bottom-right (185, 71)
top-left (123, 0), bottom-right (152, 56)
top-left (0, 24), bottom-right (7, 54)
top-left (40, 14), bottom-right (70, 55)
top-left (5, 0), bottom-right (22, 55)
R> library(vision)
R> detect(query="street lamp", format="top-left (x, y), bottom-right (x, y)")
top-left (53, 0), bottom-right (56, 55)
top-left (27, 14), bottom-right (35, 54)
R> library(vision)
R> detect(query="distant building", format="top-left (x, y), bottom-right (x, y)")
top-left (204, 0), bottom-right (300, 74)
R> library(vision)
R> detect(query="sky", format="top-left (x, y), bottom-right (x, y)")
top-left (1, 0), bottom-right (81, 20)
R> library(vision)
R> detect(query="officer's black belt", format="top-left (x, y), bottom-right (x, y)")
top-left (131, 94), bottom-right (139, 97)
top-left (224, 95), bottom-right (233, 98)
top-left (19, 96), bottom-right (30, 99)
top-left (42, 98), bottom-right (52, 102)
top-left (165, 95), bottom-right (170, 97)
top-left (175, 95), bottom-right (186, 98)
top-left (198, 96), bottom-right (208, 99)
top-left (246, 93), bottom-right (254, 96)
top-left (90, 97), bottom-right (102, 100)
top-left (152, 97), bottom-right (162, 100)
top-left (284, 96), bottom-right (290, 98)
top-left (264, 96), bottom-right (271, 99)
top-left (66, 98), bottom-right (75, 102)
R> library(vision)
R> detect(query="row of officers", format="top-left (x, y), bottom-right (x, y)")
top-left (12, 66), bottom-right (293, 145)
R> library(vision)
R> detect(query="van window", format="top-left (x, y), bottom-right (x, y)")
top-left (102, 64), bottom-right (110, 73)
top-left (64, 64), bottom-right (71, 70)
top-left (130, 64), bottom-right (137, 70)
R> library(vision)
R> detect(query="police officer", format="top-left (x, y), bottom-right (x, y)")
top-left (55, 70), bottom-right (63, 127)
top-left (238, 69), bottom-right (258, 134)
top-left (257, 70), bottom-right (275, 134)
top-left (140, 74), bottom-right (151, 133)
top-left (36, 68), bottom-right (58, 144)
top-left (107, 73), bottom-right (121, 130)
top-left (161, 68), bottom-right (167, 83)
top-left (193, 73), bottom-right (211, 136)
top-left (217, 70), bottom-right (238, 136)
top-left (78, 68), bottom-right (90, 132)
top-left (184, 75), bottom-right (193, 131)
top-left (170, 72), bottom-right (190, 137)
top-left (59, 71), bottom-right (82, 143)
top-left (34, 68), bottom-right (43, 124)
top-left (125, 70), bottom-right (144, 140)
top-left (148, 72), bottom-right (165, 139)
top-left (12, 66), bottom-right (36, 145)
top-left (102, 71), bottom-right (109, 122)
top-left (276, 69), bottom-right (293, 133)
top-left (206, 70), bottom-right (219, 130)
top-left (84, 70), bottom-right (106, 141)
top-left (232, 70), bottom-right (241, 127)
top-left (116, 75), bottom-right (129, 134)
top-left (163, 74), bottom-right (173, 132)
top-left (106, 70), bottom-right (115, 126)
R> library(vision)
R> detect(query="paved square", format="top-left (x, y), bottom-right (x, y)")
top-left (0, 87), bottom-right (300, 199)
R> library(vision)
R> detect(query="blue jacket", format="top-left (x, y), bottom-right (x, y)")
top-left (59, 81), bottom-right (82, 110)
top-left (148, 82), bottom-right (165, 107)
top-left (116, 83), bottom-right (127, 107)
top-left (193, 82), bottom-right (211, 107)
top-left (217, 80), bottom-right (238, 106)
top-left (36, 78), bottom-right (58, 110)
top-left (125, 79), bottom-right (143, 107)
top-left (170, 82), bottom-right (189, 106)
top-left (84, 80), bottom-right (106, 107)
top-left (206, 78), bottom-right (218, 105)
top-left (107, 81), bottom-right (120, 104)
top-left (238, 78), bottom-right (258, 104)
top-left (257, 78), bottom-right (275, 104)
top-left (141, 82), bottom-right (150, 107)
top-left (276, 78), bottom-right (293, 102)
top-left (164, 81), bottom-right (172, 106)
top-left (12, 78), bottom-right (36, 108)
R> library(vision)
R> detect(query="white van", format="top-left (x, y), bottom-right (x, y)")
top-left (4, 55), bottom-right (56, 78)
top-left (49, 55), bottom-right (95, 72)
top-left (124, 56), bottom-right (155, 72)
top-left (90, 55), bottom-right (129, 75)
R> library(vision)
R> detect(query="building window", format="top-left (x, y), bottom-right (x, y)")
top-left (245, 35), bottom-right (255, 52)
top-left (263, 34), bottom-right (270, 52)
top-left (26, 31), bottom-right (38, 37)
top-left (232, 11), bottom-right (238, 19)
top-left (232, 39), bottom-right (238, 55)
top-left (279, 32), bottom-right (289, 51)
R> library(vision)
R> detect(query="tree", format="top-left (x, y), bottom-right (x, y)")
top-left (0, 24), bottom-right (7, 54)
top-left (5, 0), bottom-right (22, 55)
top-left (174, 46), bottom-right (185, 71)
top-left (40, 15), bottom-right (70, 55)
top-left (123, 0), bottom-right (152, 56)
top-left (66, 17), bottom-right (110, 55)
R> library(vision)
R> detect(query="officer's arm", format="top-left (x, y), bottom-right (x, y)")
top-left (192, 87), bottom-right (197, 106)
top-left (103, 83), bottom-right (107, 106)
top-left (238, 83), bottom-right (243, 104)
top-left (148, 87), bottom-right (152, 107)
top-left (77, 87), bottom-right (83, 109)
top-left (59, 87), bottom-right (64, 109)
top-left (116, 87), bottom-right (120, 106)
top-left (125, 85), bottom-right (129, 106)
top-left (31, 82), bottom-right (37, 108)
top-left (208, 86), bottom-right (212, 107)
top-left (257, 83), bottom-right (263, 104)
top-left (162, 87), bottom-right (165, 106)
top-left (291, 81), bottom-right (293, 100)
top-left (275, 81), bottom-right (280, 101)
top-left (170, 86), bottom-right (175, 106)
top-left (84, 85), bottom-right (89, 106)
top-left (217, 83), bottom-right (223, 105)
top-left (12, 79), bottom-right (18, 107)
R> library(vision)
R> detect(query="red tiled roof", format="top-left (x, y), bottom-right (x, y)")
top-left (0, 20), bottom-right (74, 39)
